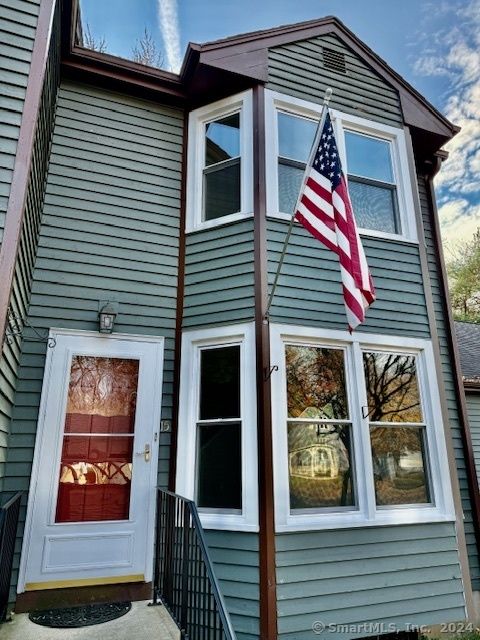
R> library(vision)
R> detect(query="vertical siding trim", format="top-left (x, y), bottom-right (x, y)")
top-left (426, 153), bottom-right (479, 613)
top-left (253, 84), bottom-right (278, 639)
top-left (405, 129), bottom-right (472, 613)
top-left (0, 0), bottom-right (56, 344)
top-left (168, 109), bottom-right (188, 490)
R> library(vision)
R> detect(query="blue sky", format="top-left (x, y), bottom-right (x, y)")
top-left (79, 0), bottom-right (480, 249)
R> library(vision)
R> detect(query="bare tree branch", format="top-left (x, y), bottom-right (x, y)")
top-left (131, 27), bottom-right (164, 68)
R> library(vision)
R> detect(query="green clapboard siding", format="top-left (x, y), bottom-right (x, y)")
top-left (466, 392), bottom-right (480, 482)
top-left (183, 219), bottom-right (255, 328)
top-left (417, 174), bottom-right (480, 592)
top-left (0, 0), bottom-right (41, 242)
top-left (276, 523), bottom-right (465, 639)
top-left (0, 2), bottom-right (59, 495)
top-left (3, 79), bottom-right (183, 599)
top-left (267, 218), bottom-right (430, 337)
top-left (267, 33), bottom-right (403, 127)
top-left (204, 530), bottom-right (260, 640)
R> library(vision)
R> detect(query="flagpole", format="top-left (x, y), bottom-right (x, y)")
top-left (265, 87), bottom-right (333, 319)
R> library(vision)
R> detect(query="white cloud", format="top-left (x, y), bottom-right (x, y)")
top-left (438, 199), bottom-right (480, 253)
top-left (413, 0), bottom-right (480, 247)
top-left (157, 0), bottom-right (182, 73)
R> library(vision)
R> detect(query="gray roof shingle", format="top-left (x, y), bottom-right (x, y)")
top-left (455, 321), bottom-right (480, 381)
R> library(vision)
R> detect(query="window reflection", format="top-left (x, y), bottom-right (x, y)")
top-left (204, 113), bottom-right (241, 221)
top-left (288, 423), bottom-right (354, 509)
top-left (277, 112), bottom-right (316, 214)
top-left (206, 114), bottom-right (240, 165)
top-left (363, 352), bottom-right (422, 423)
top-left (55, 356), bottom-right (139, 523)
top-left (286, 345), bottom-right (348, 419)
top-left (285, 345), bottom-right (355, 510)
top-left (345, 131), bottom-right (394, 183)
top-left (371, 426), bottom-right (430, 506)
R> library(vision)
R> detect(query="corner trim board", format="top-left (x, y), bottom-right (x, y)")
top-left (0, 0), bottom-right (57, 346)
top-left (253, 84), bottom-right (278, 640)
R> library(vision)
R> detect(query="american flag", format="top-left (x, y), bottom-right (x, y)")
top-left (295, 111), bottom-right (375, 330)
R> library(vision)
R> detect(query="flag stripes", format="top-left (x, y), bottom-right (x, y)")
top-left (294, 111), bottom-right (375, 329)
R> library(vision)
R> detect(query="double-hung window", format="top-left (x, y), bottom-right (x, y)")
top-left (175, 323), bottom-right (258, 531)
top-left (265, 90), bottom-right (417, 242)
top-left (271, 325), bottom-right (454, 531)
top-left (186, 91), bottom-right (253, 232)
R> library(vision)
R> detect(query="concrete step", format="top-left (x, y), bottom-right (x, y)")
top-left (0, 600), bottom-right (180, 640)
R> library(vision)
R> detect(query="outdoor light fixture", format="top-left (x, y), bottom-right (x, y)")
top-left (98, 303), bottom-right (117, 334)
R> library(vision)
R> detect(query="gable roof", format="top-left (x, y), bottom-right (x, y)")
top-left (455, 321), bottom-right (480, 386)
top-left (185, 16), bottom-right (459, 144)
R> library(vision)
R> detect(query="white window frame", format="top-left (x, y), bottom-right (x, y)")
top-left (186, 91), bottom-right (253, 233)
top-left (265, 89), bottom-right (418, 243)
top-left (270, 323), bottom-right (455, 532)
top-left (176, 323), bottom-right (258, 531)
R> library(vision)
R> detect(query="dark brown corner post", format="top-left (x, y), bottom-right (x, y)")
top-left (253, 84), bottom-right (278, 640)
top-left (168, 108), bottom-right (189, 491)
top-left (0, 0), bottom-right (56, 345)
top-left (424, 155), bottom-right (480, 555)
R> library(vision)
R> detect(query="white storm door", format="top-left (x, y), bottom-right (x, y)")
top-left (19, 330), bottom-right (164, 591)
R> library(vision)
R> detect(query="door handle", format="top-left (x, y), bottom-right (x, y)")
top-left (135, 444), bottom-right (151, 462)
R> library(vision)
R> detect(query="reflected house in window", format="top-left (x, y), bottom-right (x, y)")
top-left (288, 411), bottom-right (344, 481)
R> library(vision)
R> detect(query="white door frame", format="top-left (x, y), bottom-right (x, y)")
top-left (18, 328), bottom-right (165, 592)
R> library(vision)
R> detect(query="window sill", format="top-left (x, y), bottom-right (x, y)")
top-left (276, 507), bottom-right (455, 532)
top-left (266, 211), bottom-right (418, 244)
top-left (199, 512), bottom-right (259, 532)
top-left (186, 211), bottom-right (254, 234)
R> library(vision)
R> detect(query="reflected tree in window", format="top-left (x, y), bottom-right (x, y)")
top-left (363, 352), bottom-right (422, 423)
top-left (364, 352), bottom-right (430, 505)
top-left (56, 357), bottom-right (140, 523)
top-left (286, 346), bottom-right (348, 419)
top-left (286, 346), bottom-right (354, 509)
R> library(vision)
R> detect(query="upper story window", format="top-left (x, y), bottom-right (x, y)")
top-left (344, 131), bottom-right (399, 235)
top-left (186, 92), bottom-right (253, 232)
top-left (175, 323), bottom-right (258, 531)
top-left (271, 324), bottom-right (454, 532)
top-left (265, 90), bottom-right (418, 242)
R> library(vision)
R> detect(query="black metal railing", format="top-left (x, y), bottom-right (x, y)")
top-left (152, 489), bottom-right (236, 640)
top-left (0, 492), bottom-right (22, 622)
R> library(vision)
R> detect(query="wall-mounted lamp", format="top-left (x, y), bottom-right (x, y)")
top-left (98, 302), bottom-right (117, 334)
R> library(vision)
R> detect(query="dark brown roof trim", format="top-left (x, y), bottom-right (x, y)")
top-left (423, 157), bottom-right (480, 569)
top-left (63, 3), bottom-right (458, 143)
top-left (62, 0), bottom-right (186, 104)
top-left (252, 85), bottom-right (278, 640)
top-left (190, 16), bottom-right (459, 142)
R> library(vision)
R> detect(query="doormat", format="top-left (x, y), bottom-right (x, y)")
top-left (28, 601), bottom-right (132, 628)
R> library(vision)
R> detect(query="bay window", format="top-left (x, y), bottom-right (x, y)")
top-left (186, 91), bottom-right (253, 232)
top-left (175, 323), bottom-right (258, 531)
top-left (265, 90), bottom-right (417, 242)
top-left (271, 325), bottom-right (454, 531)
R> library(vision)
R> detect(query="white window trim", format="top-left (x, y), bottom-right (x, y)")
top-left (265, 89), bottom-right (418, 243)
top-left (270, 323), bottom-right (455, 532)
top-left (186, 91), bottom-right (253, 233)
top-left (175, 323), bottom-right (258, 531)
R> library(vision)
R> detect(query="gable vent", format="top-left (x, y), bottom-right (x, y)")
top-left (322, 47), bottom-right (347, 74)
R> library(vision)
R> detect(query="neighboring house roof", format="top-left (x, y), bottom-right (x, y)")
top-left (455, 321), bottom-right (480, 387)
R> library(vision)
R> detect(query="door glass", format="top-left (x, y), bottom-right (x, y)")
top-left (55, 356), bottom-right (139, 523)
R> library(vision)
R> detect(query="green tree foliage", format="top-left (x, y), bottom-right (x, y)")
top-left (447, 229), bottom-right (480, 323)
